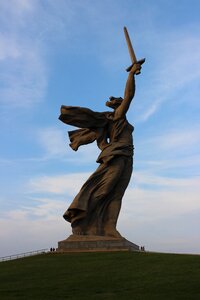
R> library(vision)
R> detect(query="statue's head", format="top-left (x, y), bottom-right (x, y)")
top-left (106, 96), bottom-right (123, 110)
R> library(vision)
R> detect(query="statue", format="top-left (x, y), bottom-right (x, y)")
top-left (59, 27), bottom-right (145, 239)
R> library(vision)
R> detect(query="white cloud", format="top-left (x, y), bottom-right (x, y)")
top-left (1, 1), bottom-right (200, 258)
top-left (138, 101), bottom-right (159, 122)
top-left (119, 174), bottom-right (200, 254)
top-left (156, 130), bottom-right (200, 151)
top-left (1, 170), bottom-right (199, 256)
top-left (137, 30), bottom-right (200, 121)
top-left (0, 1), bottom-right (47, 108)
top-left (28, 171), bottom-right (200, 221)
top-left (0, 0), bottom-right (35, 24)
top-left (0, 195), bottom-right (71, 257)
top-left (4, 0), bottom-right (34, 13)
top-left (123, 184), bottom-right (200, 222)
top-left (29, 173), bottom-right (90, 195)
top-left (37, 127), bottom-right (68, 157)
top-left (21, 197), bottom-right (66, 220)
top-left (135, 125), bottom-right (200, 177)
top-left (36, 126), bottom-right (100, 163)
top-left (0, 35), bottom-right (21, 60)
top-left (0, 208), bottom-right (69, 257)
top-left (138, 126), bottom-right (200, 152)
top-left (0, 49), bottom-right (47, 108)
top-left (132, 171), bottom-right (200, 189)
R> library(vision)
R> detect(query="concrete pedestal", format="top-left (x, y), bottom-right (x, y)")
top-left (57, 234), bottom-right (139, 252)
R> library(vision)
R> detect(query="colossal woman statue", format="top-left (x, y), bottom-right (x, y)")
top-left (59, 61), bottom-right (143, 238)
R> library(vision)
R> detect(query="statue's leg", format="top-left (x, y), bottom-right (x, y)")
top-left (65, 156), bottom-right (132, 237)
top-left (87, 157), bottom-right (125, 236)
top-left (71, 219), bottom-right (86, 235)
top-left (65, 163), bottom-right (107, 235)
top-left (103, 157), bottom-right (133, 238)
top-left (103, 199), bottom-right (122, 238)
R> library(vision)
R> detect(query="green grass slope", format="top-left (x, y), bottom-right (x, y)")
top-left (0, 251), bottom-right (200, 300)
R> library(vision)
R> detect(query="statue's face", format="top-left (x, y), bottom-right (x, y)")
top-left (105, 97), bottom-right (123, 109)
top-left (105, 100), bottom-right (114, 108)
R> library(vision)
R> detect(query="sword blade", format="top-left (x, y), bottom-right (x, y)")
top-left (124, 26), bottom-right (137, 64)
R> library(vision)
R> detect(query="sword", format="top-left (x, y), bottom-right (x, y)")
top-left (124, 26), bottom-right (145, 74)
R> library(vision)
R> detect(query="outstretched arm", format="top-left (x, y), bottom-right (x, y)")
top-left (114, 63), bottom-right (141, 120)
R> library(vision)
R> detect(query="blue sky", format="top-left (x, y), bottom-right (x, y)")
top-left (0, 0), bottom-right (200, 256)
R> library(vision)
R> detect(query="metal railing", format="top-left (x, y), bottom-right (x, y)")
top-left (0, 248), bottom-right (48, 262)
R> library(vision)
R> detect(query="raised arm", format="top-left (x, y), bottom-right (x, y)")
top-left (114, 63), bottom-right (141, 120)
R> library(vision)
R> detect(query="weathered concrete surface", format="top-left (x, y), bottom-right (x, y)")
top-left (57, 235), bottom-right (139, 252)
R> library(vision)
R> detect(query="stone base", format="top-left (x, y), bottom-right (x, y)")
top-left (57, 234), bottom-right (139, 252)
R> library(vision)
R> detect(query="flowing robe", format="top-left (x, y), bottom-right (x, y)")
top-left (59, 106), bottom-right (134, 236)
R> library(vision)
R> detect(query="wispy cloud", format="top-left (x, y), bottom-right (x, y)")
top-left (1, 169), bottom-right (199, 256)
top-left (138, 126), bottom-right (200, 152)
top-left (132, 170), bottom-right (200, 190)
top-left (0, 197), bottom-right (69, 256)
top-left (156, 130), bottom-right (200, 151)
top-left (36, 126), bottom-right (100, 163)
top-left (28, 170), bottom-right (200, 214)
top-left (1, 1), bottom-right (200, 257)
top-left (136, 29), bottom-right (200, 121)
top-left (135, 124), bottom-right (200, 177)
top-left (28, 172), bottom-right (90, 195)
top-left (0, 48), bottom-right (47, 108)
top-left (37, 127), bottom-right (68, 157)
top-left (0, 1), bottom-right (47, 108)
top-left (18, 197), bottom-right (66, 220)
top-left (137, 154), bottom-right (200, 175)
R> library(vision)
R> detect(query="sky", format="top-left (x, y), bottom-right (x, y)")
top-left (0, 0), bottom-right (200, 257)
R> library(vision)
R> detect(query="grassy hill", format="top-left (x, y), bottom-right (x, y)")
top-left (0, 251), bottom-right (200, 300)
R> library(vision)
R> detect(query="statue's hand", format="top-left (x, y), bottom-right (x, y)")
top-left (130, 63), bottom-right (142, 74)
top-left (126, 58), bottom-right (145, 74)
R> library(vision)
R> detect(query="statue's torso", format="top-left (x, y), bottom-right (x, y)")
top-left (96, 113), bottom-right (134, 164)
